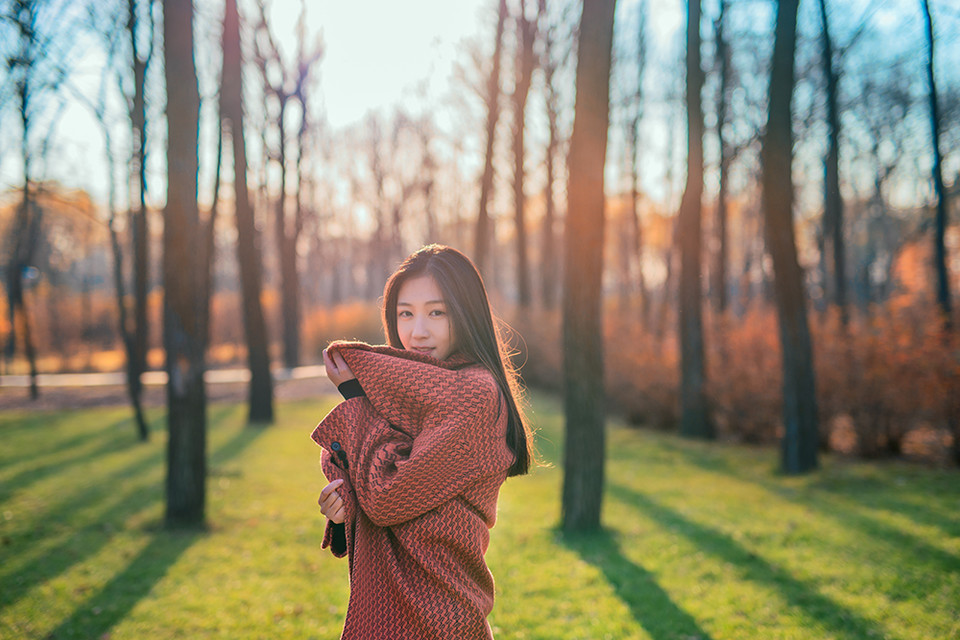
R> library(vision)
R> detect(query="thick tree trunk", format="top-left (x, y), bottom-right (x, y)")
top-left (920, 0), bottom-right (951, 325)
top-left (562, 0), bottom-right (617, 533)
top-left (761, 0), bottom-right (819, 474)
top-left (678, 0), bottom-right (712, 439)
top-left (223, 0), bottom-right (274, 423)
top-left (818, 0), bottom-right (847, 326)
top-left (162, 0), bottom-right (207, 527)
top-left (474, 0), bottom-right (508, 275)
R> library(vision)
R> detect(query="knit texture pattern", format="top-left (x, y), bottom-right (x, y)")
top-left (311, 341), bottom-right (514, 640)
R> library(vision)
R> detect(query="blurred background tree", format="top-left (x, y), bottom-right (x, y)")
top-left (1, 0), bottom-right (959, 530)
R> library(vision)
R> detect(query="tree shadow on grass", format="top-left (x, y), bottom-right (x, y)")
top-left (651, 438), bottom-right (960, 574)
top-left (0, 405), bottom-right (258, 614)
top-left (42, 529), bottom-right (199, 640)
top-left (0, 416), bottom-right (159, 504)
top-left (560, 528), bottom-right (714, 640)
top-left (607, 483), bottom-right (902, 640)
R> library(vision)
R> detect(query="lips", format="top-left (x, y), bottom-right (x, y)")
top-left (411, 347), bottom-right (434, 355)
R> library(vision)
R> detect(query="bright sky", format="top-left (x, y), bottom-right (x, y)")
top-left (0, 0), bottom-right (681, 209)
top-left (291, 0), bottom-right (491, 130)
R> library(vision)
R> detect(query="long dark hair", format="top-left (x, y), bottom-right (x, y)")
top-left (382, 244), bottom-right (532, 476)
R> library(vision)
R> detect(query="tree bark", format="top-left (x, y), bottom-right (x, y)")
top-left (761, 0), bottom-right (819, 474)
top-left (223, 0), bottom-right (274, 423)
top-left (128, 0), bottom-right (152, 406)
top-left (88, 75), bottom-right (150, 441)
top-left (562, 0), bottom-right (617, 533)
top-left (627, 0), bottom-right (648, 323)
top-left (539, 0), bottom-right (559, 309)
top-left (6, 0), bottom-right (43, 400)
top-left (678, 0), bottom-right (712, 439)
top-left (714, 0), bottom-right (729, 315)
top-left (162, 0), bottom-right (207, 526)
top-left (920, 0), bottom-right (951, 326)
top-left (512, 0), bottom-right (537, 307)
top-left (272, 95), bottom-right (302, 368)
top-left (474, 0), bottom-right (508, 276)
top-left (818, 0), bottom-right (847, 326)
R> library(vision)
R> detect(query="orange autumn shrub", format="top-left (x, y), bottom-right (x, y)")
top-left (706, 307), bottom-right (784, 443)
top-left (605, 313), bottom-right (679, 428)
top-left (504, 298), bottom-right (957, 464)
top-left (505, 305), bottom-right (678, 428)
top-left (813, 301), bottom-right (958, 459)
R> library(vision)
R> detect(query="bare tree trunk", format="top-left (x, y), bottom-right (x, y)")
top-left (474, 0), bottom-right (508, 275)
top-left (200, 123), bottom-right (221, 351)
top-left (128, 0), bottom-right (153, 407)
top-left (562, 0), bottom-right (617, 533)
top-left (162, 0), bottom-right (207, 527)
top-left (108, 201), bottom-right (149, 440)
top-left (512, 0), bottom-right (537, 307)
top-left (87, 71), bottom-right (150, 440)
top-left (628, 0), bottom-right (648, 324)
top-left (539, 0), bottom-right (559, 310)
top-left (222, 0), bottom-right (273, 423)
top-left (678, 0), bottom-right (711, 439)
top-left (920, 0), bottom-right (951, 327)
top-left (271, 96), bottom-right (301, 368)
top-left (818, 0), bottom-right (847, 327)
top-left (7, 0), bottom-right (43, 399)
top-left (713, 0), bottom-right (729, 315)
top-left (762, 0), bottom-right (818, 474)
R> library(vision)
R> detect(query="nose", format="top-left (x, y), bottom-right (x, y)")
top-left (412, 314), bottom-right (429, 339)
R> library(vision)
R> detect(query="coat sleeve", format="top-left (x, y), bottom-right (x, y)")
top-left (351, 375), bottom-right (511, 527)
top-left (319, 447), bottom-right (356, 558)
top-left (314, 374), bottom-right (512, 528)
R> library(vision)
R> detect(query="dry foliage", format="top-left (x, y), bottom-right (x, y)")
top-left (506, 297), bottom-right (958, 466)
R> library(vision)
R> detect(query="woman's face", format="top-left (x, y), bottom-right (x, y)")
top-left (396, 274), bottom-right (455, 360)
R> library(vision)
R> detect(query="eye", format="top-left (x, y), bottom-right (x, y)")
top-left (430, 309), bottom-right (446, 317)
top-left (398, 310), bottom-right (412, 318)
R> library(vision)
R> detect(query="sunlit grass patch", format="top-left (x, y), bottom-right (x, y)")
top-left (1, 392), bottom-right (957, 639)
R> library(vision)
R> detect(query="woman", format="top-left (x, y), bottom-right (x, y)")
top-left (312, 244), bottom-right (533, 639)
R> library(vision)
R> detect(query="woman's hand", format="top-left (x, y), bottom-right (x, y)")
top-left (319, 478), bottom-right (346, 524)
top-left (323, 348), bottom-right (356, 387)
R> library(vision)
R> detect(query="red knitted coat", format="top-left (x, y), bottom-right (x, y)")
top-left (311, 341), bottom-right (515, 640)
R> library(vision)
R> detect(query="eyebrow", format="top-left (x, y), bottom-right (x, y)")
top-left (397, 300), bottom-right (445, 306)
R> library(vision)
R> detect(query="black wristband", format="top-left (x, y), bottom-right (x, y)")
top-left (337, 378), bottom-right (365, 400)
top-left (331, 522), bottom-right (347, 555)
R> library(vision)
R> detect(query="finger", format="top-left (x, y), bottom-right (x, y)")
top-left (332, 504), bottom-right (345, 523)
top-left (318, 479), bottom-right (344, 503)
top-left (322, 349), bottom-right (337, 372)
top-left (332, 350), bottom-right (348, 370)
top-left (319, 494), bottom-right (333, 514)
top-left (321, 494), bottom-right (342, 517)
top-left (320, 490), bottom-right (337, 510)
top-left (321, 480), bottom-right (343, 501)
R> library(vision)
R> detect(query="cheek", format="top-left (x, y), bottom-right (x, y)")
top-left (396, 320), bottom-right (412, 348)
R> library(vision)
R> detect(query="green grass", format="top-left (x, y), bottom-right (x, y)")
top-left (1, 392), bottom-right (958, 639)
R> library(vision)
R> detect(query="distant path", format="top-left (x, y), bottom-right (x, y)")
top-left (0, 366), bottom-right (334, 412)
